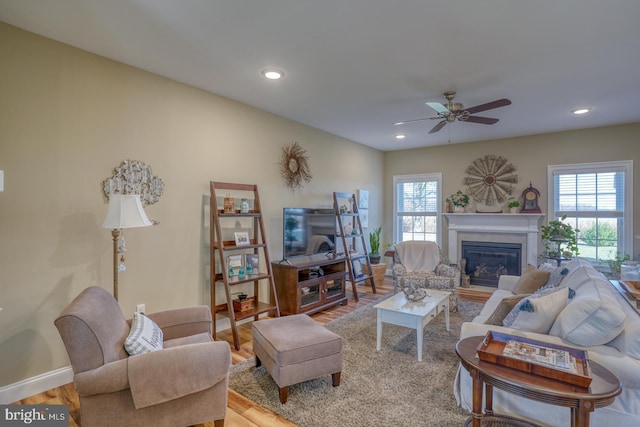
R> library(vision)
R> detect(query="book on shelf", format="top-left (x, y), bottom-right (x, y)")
top-left (502, 339), bottom-right (578, 374)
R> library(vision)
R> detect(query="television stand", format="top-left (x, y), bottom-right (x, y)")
top-left (272, 255), bottom-right (348, 315)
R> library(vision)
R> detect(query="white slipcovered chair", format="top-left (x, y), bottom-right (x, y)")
top-left (391, 240), bottom-right (460, 310)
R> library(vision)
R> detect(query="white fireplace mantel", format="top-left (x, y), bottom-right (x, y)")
top-left (445, 213), bottom-right (545, 269)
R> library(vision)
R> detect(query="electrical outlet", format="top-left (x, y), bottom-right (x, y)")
top-left (136, 304), bottom-right (146, 314)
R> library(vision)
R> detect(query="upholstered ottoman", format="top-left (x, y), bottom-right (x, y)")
top-left (252, 314), bottom-right (342, 403)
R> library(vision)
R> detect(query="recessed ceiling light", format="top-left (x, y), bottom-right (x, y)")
top-left (261, 68), bottom-right (284, 80)
top-left (572, 108), bottom-right (590, 115)
top-left (395, 134), bottom-right (406, 140)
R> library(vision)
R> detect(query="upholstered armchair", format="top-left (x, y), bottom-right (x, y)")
top-left (390, 241), bottom-right (460, 309)
top-left (55, 286), bottom-right (231, 427)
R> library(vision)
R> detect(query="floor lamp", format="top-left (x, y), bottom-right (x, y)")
top-left (102, 194), bottom-right (152, 301)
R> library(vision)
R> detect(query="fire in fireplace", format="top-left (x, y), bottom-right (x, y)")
top-left (462, 241), bottom-right (522, 287)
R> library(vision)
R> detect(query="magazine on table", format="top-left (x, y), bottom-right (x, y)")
top-left (502, 339), bottom-right (578, 374)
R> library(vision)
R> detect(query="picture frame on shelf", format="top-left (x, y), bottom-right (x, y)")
top-left (227, 254), bottom-right (243, 276)
top-left (234, 231), bottom-right (250, 246)
top-left (245, 254), bottom-right (259, 274)
top-left (352, 259), bottom-right (364, 278)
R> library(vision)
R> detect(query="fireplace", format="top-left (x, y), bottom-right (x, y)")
top-left (445, 213), bottom-right (544, 288)
top-left (462, 241), bottom-right (522, 287)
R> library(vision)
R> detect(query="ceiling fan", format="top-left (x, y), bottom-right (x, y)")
top-left (394, 91), bottom-right (512, 134)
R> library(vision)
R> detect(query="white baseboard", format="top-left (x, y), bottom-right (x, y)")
top-left (0, 366), bottom-right (73, 404)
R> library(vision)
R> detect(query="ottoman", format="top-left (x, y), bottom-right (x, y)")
top-left (252, 314), bottom-right (343, 403)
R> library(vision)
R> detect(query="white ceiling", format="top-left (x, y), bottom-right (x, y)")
top-left (2, 0), bottom-right (639, 151)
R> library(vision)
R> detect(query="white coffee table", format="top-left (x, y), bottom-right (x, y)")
top-left (374, 289), bottom-right (450, 361)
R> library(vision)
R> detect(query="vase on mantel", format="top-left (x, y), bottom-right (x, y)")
top-left (454, 206), bottom-right (465, 213)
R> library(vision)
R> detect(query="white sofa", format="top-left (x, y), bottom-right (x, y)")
top-left (454, 258), bottom-right (640, 427)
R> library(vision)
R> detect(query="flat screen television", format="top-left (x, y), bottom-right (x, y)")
top-left (283, 208), bottom-right (336, 259)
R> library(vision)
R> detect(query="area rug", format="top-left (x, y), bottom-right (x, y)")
top-left (229, 297), bottom-right (483, 427)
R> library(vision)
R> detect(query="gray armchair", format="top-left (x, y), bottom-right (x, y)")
top-left (55, 286), bottom-right (231, 427)
top-left (390, 241), bottom-right (460, 310)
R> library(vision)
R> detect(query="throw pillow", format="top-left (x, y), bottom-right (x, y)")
top-left (537, 262), bottom-right (557, 273)
top-left (511, 264), bottom-right (551, 295)
top-left (549, 279), bottom-right (626, 346)
top-left (125, 312), bottom-right (164, 356)
top-left (504, 287), bottom-right (572, 333)
top-left (537, 267), bottom-right (569, 292)
top-left (484, 294), bottom-right (529, 326)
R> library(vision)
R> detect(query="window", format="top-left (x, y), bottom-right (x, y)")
top-left (393, 173), bottom-right (441, 244)
top-left (547, 161), bottom-right (633, 263)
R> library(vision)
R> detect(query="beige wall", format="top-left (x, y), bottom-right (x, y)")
top-left (1, 21), bottom-right (638, 393)
top-left (384, 124), bottom-right (639, 259)
top-left (0, 23), bottom-right (383, 387)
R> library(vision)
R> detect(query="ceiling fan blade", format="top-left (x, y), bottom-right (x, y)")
top-left (393, 117), bottom-right (431, 125)
top-left (464, 116), bottom-right (499, 125)
top-left (464, 98), bottom-right (511, 115)
top-left (426, 102), bottom-right (450, 115)
top-left (429, 120), bottom-right (447, 133)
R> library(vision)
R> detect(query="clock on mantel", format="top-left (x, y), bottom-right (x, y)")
top-left (520, 184), bottom-right (541, 213)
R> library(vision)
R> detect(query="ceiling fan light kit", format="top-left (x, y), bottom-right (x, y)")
top-left (398, 90), bottom-right (512, 135)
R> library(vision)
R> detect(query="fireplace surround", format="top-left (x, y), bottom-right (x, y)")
top-left (445, 213), bottom-right (545, 287)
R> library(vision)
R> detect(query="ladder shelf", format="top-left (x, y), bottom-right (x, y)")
top-left (209, 181), bottom-right (280, 350)
top-left (332, 191), bottom-right (377, 302)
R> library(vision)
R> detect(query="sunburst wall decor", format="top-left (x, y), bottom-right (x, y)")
top-left (462, 155), bottom-right (518, 206)
top-left (279, 142), bottom-right (312, 189)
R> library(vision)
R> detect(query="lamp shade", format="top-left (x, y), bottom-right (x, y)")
top-left (102, 194), bottom-right (152, 229)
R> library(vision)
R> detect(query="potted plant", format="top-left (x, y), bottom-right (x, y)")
top-left (540, 215), bottom-right (579, 259)
top-left (368, 226), bottom-right (382, 264)
top-left (507, 198), bottom-right (521, 213)
top-left (601, 252), bottom-right (631, 279)
top-left (447, 191), bottom-right (469, 213)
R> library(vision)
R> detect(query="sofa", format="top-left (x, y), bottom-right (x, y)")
top-left (454, 258), bottom-right (640, 426)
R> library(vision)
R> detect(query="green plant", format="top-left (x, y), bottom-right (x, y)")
top-left (601, 252), bottom-right (631, 276)
top-left (447, 190), bottom-right (469, 207)
top-left (369, 226), bottom-right (382, 255)
top-left (540, 215), bottom-right (580, 257)
top-left (507, 198), bottom-right (521, 209)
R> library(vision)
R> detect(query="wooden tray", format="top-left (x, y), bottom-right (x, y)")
top-left (477, 331), bottom-right (592, 388)
top-left (620, 280), bottom-right (640, 299)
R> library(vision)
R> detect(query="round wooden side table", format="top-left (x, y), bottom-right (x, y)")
top-left (456, 336), bottom-right (621, 427)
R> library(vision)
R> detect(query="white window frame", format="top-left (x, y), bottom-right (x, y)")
top-left (547, 160), bottom-right (633, 261)
top-left (392, 173), bottom-right (442, 245)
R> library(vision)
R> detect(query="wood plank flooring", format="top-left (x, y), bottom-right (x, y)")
top-left (12, 280), bottom-right (394, 427)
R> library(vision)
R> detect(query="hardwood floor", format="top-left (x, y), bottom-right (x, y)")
top-left (12, 280), bottom-right (394, 427)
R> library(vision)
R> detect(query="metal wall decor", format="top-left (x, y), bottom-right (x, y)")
top-left (102, 159), bottom-right (164, 205)
top-left (463, 155), bottom-right (518, 206)
top-left (279, 141), bottom-right (312, 189)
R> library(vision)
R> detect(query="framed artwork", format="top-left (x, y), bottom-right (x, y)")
top-left (352, 259), bottom-right (364, 278)
top-left (227, 255), bottom-right (243, 269)
top-left (359, 209), bottom-right (369, 228)
top-left (234, 231), bottom-right (250, 246)
top-left (245, 254), bottom-right (260, 273)
top-left (357, 189), bottom-right (369, 209)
